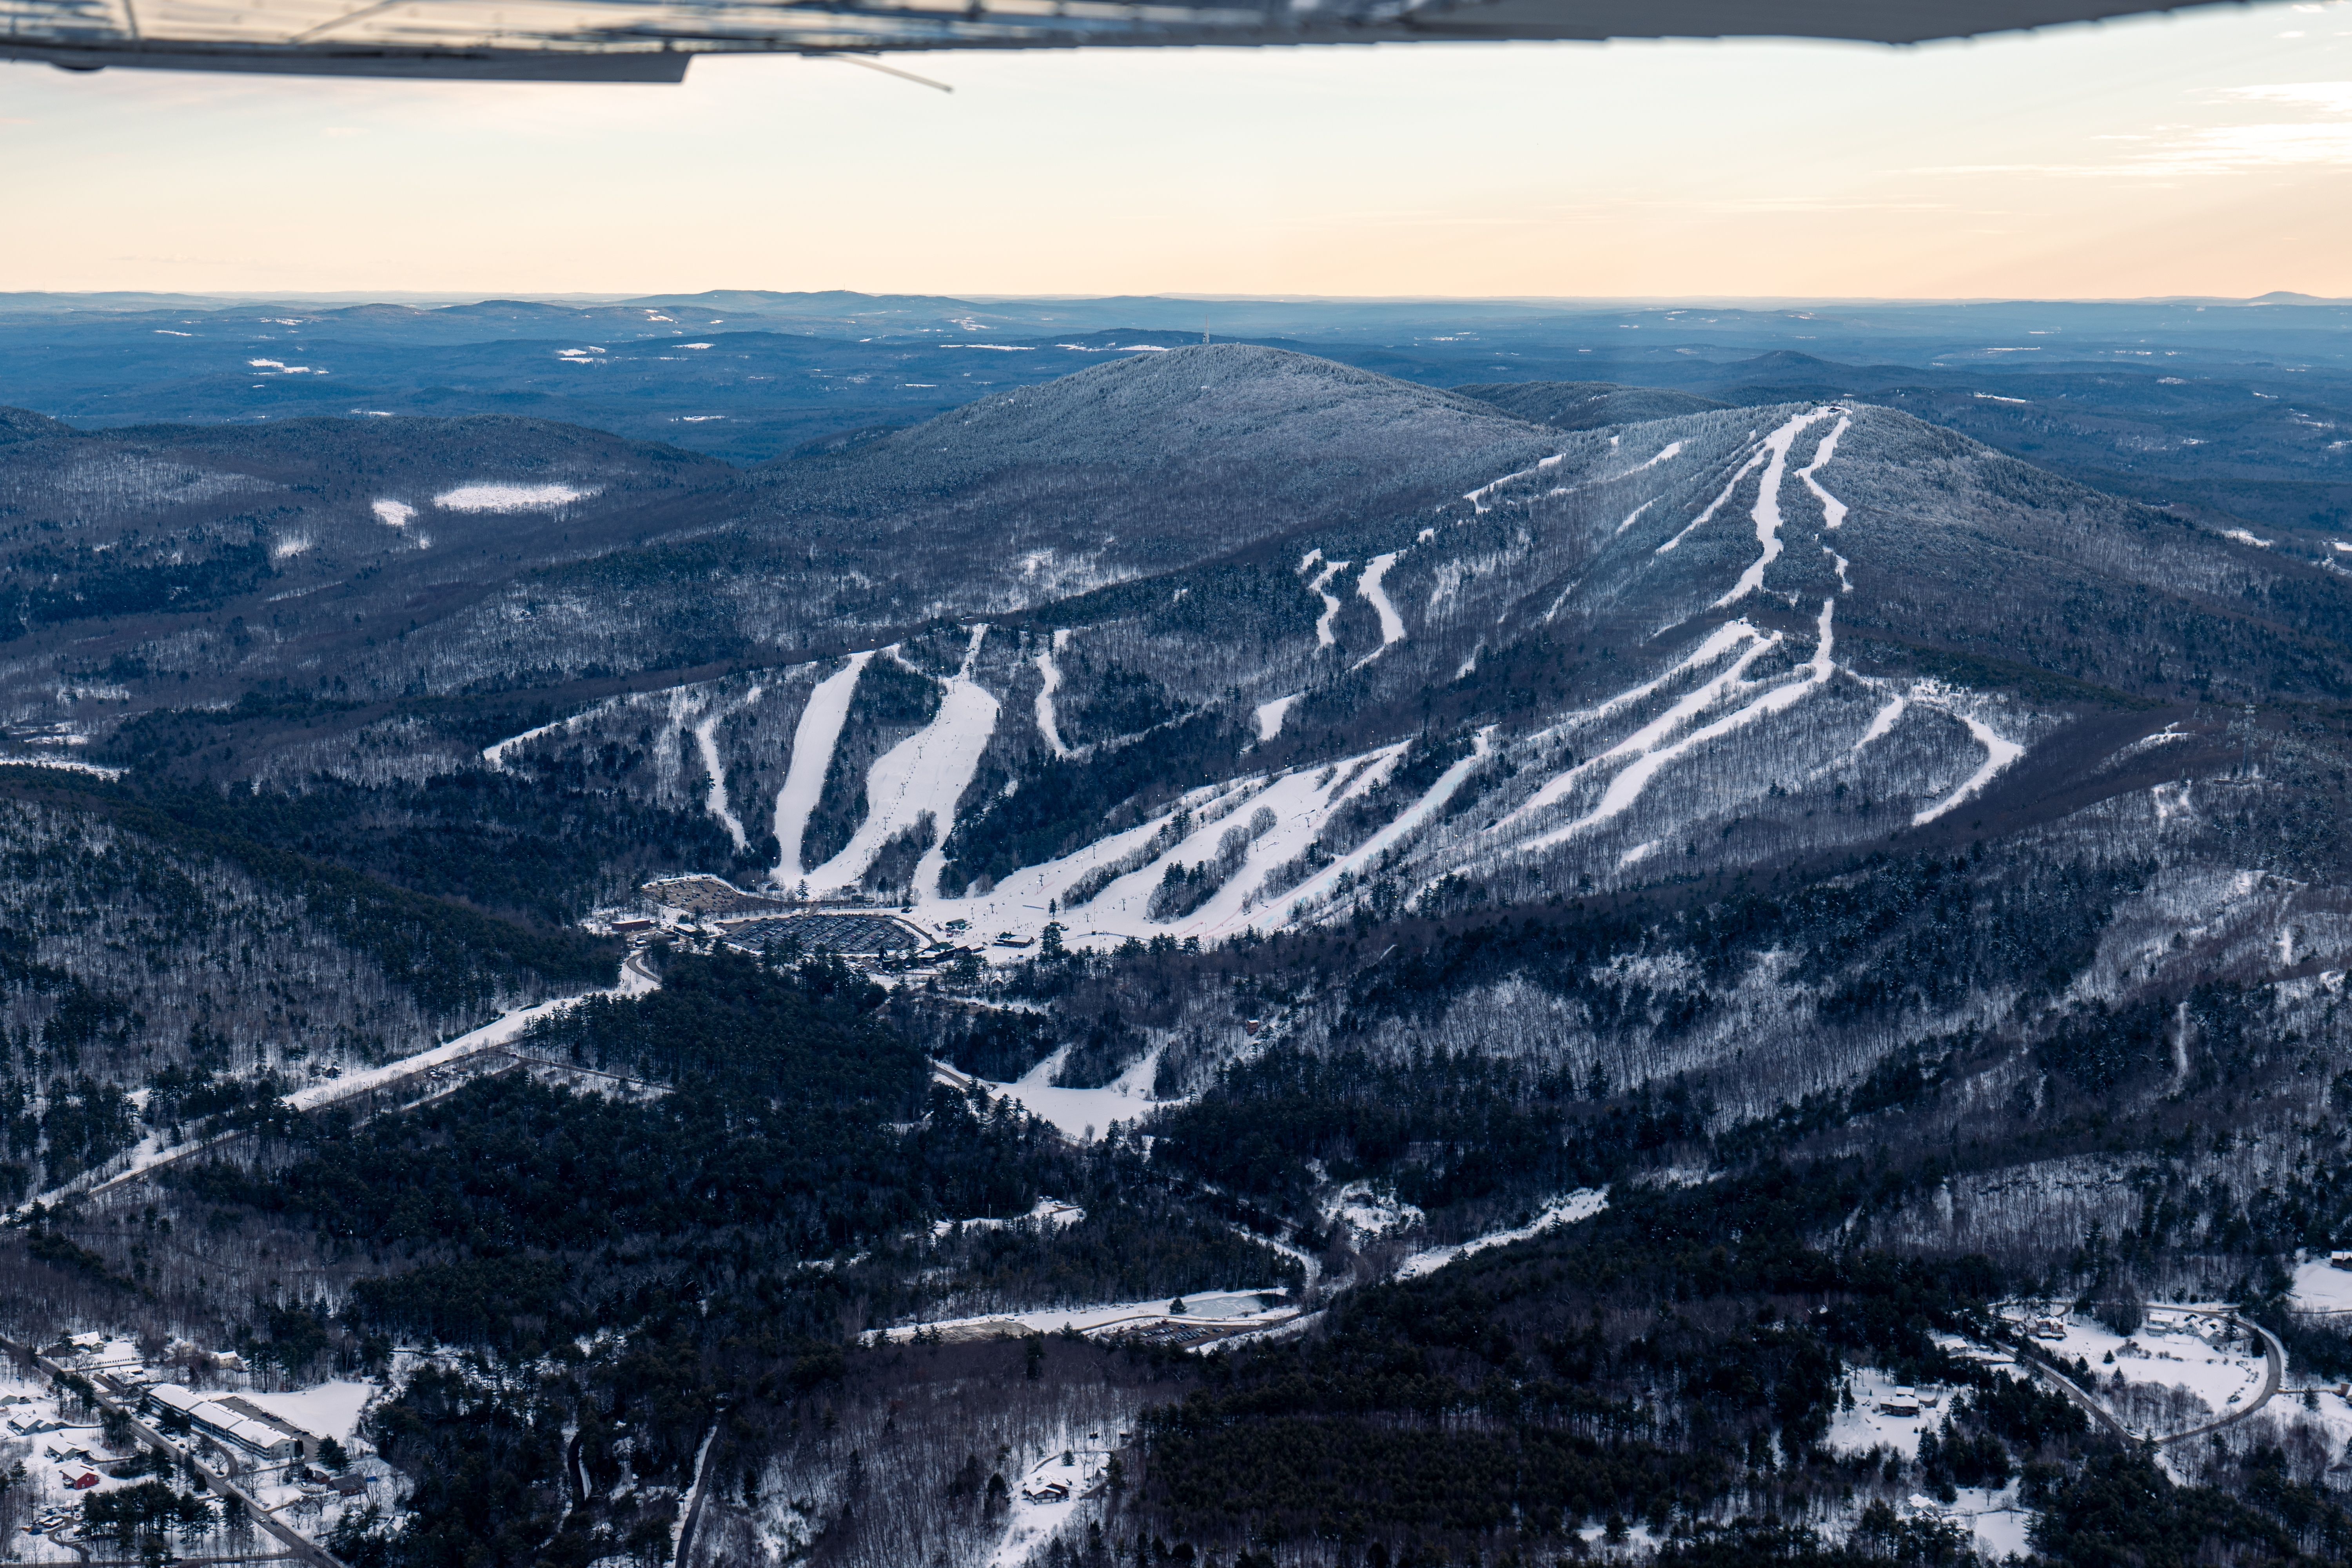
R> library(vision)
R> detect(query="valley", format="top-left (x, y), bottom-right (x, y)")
top-left (0, 298), bottom-right (2348, 1568)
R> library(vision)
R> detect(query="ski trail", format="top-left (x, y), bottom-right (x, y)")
top-left (1522, 599), bottom-right (1838, 852)
top-left (692, 684), bottom-right (763, 852)
top-left (1494, 626), bottom-right (1775, 835)
top-left (1255, 694), bottom-right (1301, 742)
top-left (1035, 628), bottom-right (1072, 758)
top-left (483, 703), bottom-right (608, 770)
top-left (1851, 695), bottom-right (1907, 755)
top-left (1265, 729), bottom-right (1494, 926)
top-left (1797, 412), bottom-right (1852, 529)
top-left (811, 627), bottom-right (1000, 896)
top-left (1909, 702), bottom-right (2025, 827)
top-left (771, 652), bottom-right (873, 885)
top-left (1465, 454), bottom-right (1565, 514)
top-left (1310, 559), bottom-right (1351, 648)
top-left (1824, 545), bottom-right (1852, 593)
top-left (1623, 440), bottom-right (1682, 475)
top-left (1612, 498), bottom-right (1657, 538)
top-left (1657, 445), bottom-right (1767, 554)
top-left (1714, 408), bottom-right (1836, 608)
top-left (1350, 552), bottom-right (1407, 671)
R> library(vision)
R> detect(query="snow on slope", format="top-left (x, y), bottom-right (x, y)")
top-left (1035, 628), bottom-right (1073, 758)
top-left (1495, 624), bottom-right (1777, 835)
top-left (1715, 407), bottom-right (1837, 608)
top-left (1658, 443), bottom-right (1768, 555)
top-left (808, 627), bottom-right (1000, 897)
top-left (1255, 693), bottom-right (1300, 741)
top-left (1797, 412), bottom-right (1852, 529)
top-left (771, 652), bottom-right (873, 884)
top-left (693, 684), bottom-right (762, 851)
top-left (1308, 557), bottom-right (1351, 648)
top-left (1525, 599), bottom-right (1839, 853)
top-left (1393, 1188), bottom-right (1610, 1281)
top-left (1910, 696), bottom-right (2026, 826)
top-left (1348, 551), bottom-right (1408, 671)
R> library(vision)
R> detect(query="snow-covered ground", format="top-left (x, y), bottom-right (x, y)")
top-left (239, 1381), bottom-right (377, 1444)
top-left (1034, 631), bottom-right (1073, 757)
top-left (1824, 1368), bottom-right (1954, 1461)
top-left (1348, 551), bottom-right (1408, 670)
top-left (1325, 1181), bottom-right (1425, 1240)
top-left (2290, 1257), bottom-right (2352, 1314)
top-left (867, 1288), bottom-right (1297, 1345)
top-left (432, 481), bottom-right (592, 511)
top-left (1996, 1306), bottom-right (2267, 1436)
top-left (987, 1447), bottom-right (1116, 1568)
top-left (770, 651), bottom-right (873, 884)
top-left (807, 630), bottom-right (1000, 897)
top-left (1254, 693), bottom-right (1300, 742)
top-left (934, 1197), bottom-right (1085, 1240)
top-left (968, 1043), bottom-right (1179, 1142)
top-left (1714, 407), bottom-right (1838, 608)
top-left (1392, 1188), bottom-right (1609, 1281)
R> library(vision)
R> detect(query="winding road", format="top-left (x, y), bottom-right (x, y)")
top-left (2008, 1307), bottom-right (2283, 1447)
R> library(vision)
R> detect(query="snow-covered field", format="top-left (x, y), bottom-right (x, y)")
top-left (1997, 1306), bottom-right (2268, 1435)
top-left (2290, 1257), bottom-right (2352, 1314)
top-left (971, 1042), bottom-right (1178, 1142)
top-left (1824, 1367), bottom-right (1952, 1461)
top-left (1392, 1188), bottom-right (1609, 1281)
top-left (239, 1380), bottom-right (377, 1444)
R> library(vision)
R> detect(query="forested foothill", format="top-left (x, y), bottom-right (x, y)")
top-left (4, 302), bottom-right (2352, 1568)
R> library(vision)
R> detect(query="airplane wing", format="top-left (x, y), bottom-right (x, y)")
top-left (0, 0), bottom-right (2274, 81)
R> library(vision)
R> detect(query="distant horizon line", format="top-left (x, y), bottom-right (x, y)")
top-left (0, 288), bottom-right (2342, 309)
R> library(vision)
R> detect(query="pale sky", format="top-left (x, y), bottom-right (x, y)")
top-left (0, 1), bottom-right (2347, 298)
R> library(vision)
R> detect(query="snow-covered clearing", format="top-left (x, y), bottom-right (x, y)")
top-left (239, 1381), bottom-right (376, 1444)
top-left (692, 685), bottom-right (762, 851)
top-left (432, 481), bottom-right (592, 512)
top-left (1610, 498), bottom-right (1656, 538)
top-left (2000, 1306), bottom-right (2269, 1435)
top-left (2224, 528), bottom-right (2274, 548)
top-left (1795, 412), bottom-right (1852, 529)
top-left (1624, 439), bottom-right (1683, 474)
top-left (1327, 1181), bottom-right (1425, 1239)
top-left (2290, 1257), bottom-right (2352, 1314)
top-left (1348, 551), bottom-right (1408, 670)
top-left (988, 1450), bottom-right (1117, 1568)
top-left (1393, 1188), bottom-right (1609, 1280)
top-left (1714, 407), bottom-right (1838, 607)
top-left (1825, 1367), bottom-right (1955, 1460)
top-left (1909, 700), bottom-right (2027, 826)
top-left (1034, 630), bottom-right (1073, 757)
top-left (808, 629), bottom-right (1000, 898)
top-left (370, 499), bottom-right (415, 527)
top-left (1254, 693), bottom-right (1300, 742)
top-left (975, 1043), bottom-right (1177, 1142)
top-left (935, 1197), bottom-right (1085, 1240)
top-left (770, 651), bottom-right (872, 883)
